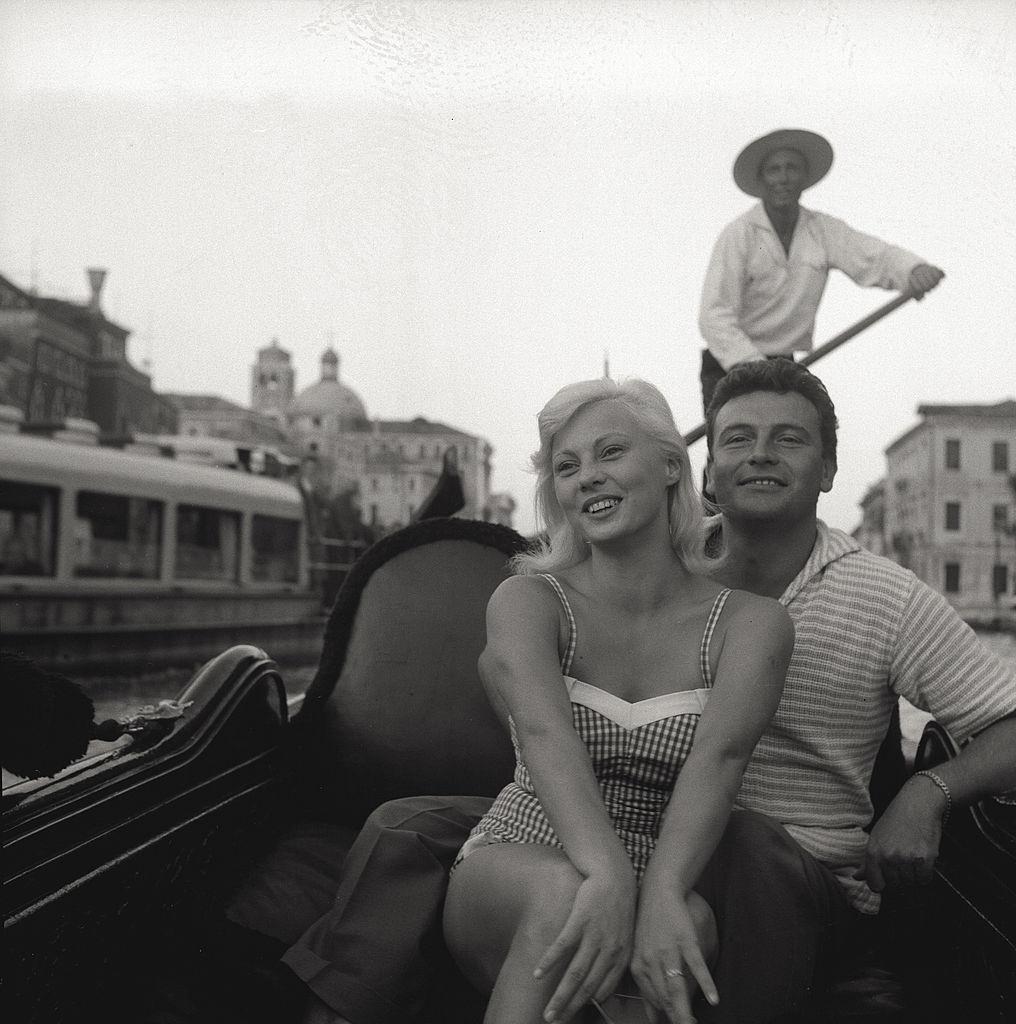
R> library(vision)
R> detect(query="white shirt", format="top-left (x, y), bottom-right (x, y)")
top-left (699, 204), bottom-right (922, 369)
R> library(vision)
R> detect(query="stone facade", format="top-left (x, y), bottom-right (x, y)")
top-left (871, 401), bottom-right (1016, 624)
top-left (250, 338), bottom-right (296, 427)
top-left (163, 393), bottom-right (289, 447)
top-left (277, 349), bottom-right (498, 533)
top-left (0, 271), bottom-right (177, 437)
top-left (852, 478), bottom-right (888, 557)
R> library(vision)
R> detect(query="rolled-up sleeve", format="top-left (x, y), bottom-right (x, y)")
top-left (819, 214), bottom-right (923, 292)
top-left (890, 579), bottom-right (1016, 742)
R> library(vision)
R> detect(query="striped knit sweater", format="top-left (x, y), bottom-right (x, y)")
top-left (734, 521), bottom-right (1016, 913)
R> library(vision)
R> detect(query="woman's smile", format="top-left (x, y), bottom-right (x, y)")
top-left (582, 496), bottom-right (622, 515)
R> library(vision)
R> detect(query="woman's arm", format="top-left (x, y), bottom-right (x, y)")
top-left (480, 575), bottom-right (637, 1019)
top-left (632, 592), bottom-right (793, 1023)
top-left (480, 576), bottom-right (633, 880)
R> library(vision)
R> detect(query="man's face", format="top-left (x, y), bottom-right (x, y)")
top-left (706, 390), bottom-right (835, 526)
top-left (758, 148), bottom-right (807, 210)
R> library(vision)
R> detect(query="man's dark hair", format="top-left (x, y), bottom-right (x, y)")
top-left (705, 360), bottom-right (838, 464)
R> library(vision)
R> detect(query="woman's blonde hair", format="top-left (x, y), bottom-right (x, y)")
top-left (512, 378), bottom-right (708, 575)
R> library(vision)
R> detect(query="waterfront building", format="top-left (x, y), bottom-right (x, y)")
top-left (283, 349), bottom-right (496, 532)
top-left (852, 479), bottom-right (888, 557)
top-left (873, 400), bottom-right (1016, 624)
top-left (0, 270), bottom-right (177, 436)
top-left (164, 393), bottom-right (290, 448)
top-left (358, 415), bottom-right (493, 531)
top-left (154, 341), bottom-right (503, 534)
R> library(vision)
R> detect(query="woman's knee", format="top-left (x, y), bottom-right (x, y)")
top-left (445, 847), bottom-right (583, 989)
top-left (515, 854), bottom-right (584, 944)
top-left (449, 847), bottom-right (583, 951)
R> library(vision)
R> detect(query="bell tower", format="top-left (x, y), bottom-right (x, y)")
top-left (250, 337), bottom-right (295, 424)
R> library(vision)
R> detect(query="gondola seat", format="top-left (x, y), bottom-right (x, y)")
top-left (5, 517), bottom-right (1014, 1024)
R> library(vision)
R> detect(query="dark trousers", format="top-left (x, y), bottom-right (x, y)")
top-left (693, 811), bottom-right (860, 1023)
top-left (700, 349), bottom-right (728, 419)
top-left (282, 796), bottom-right (492, 1024)
top-left (283, 797), bottom-right (861, 1024)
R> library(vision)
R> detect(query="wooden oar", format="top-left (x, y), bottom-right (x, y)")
top-left (682, 290), bottom-right (916, 446)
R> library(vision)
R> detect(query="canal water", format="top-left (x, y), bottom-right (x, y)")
top-left (86, 630), bottom-right (1016, 760)
top-left (3, 630), bottom-right (1012, 793)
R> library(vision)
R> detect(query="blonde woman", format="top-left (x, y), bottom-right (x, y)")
top-left (443, 378), bottom-right (793, 1024)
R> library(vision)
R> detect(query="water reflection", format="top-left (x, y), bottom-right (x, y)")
top-left (65, 629), bottom-right (1016, 774)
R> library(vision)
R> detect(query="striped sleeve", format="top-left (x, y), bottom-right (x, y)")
top-left (890, 578), bottom-right (1016, 741)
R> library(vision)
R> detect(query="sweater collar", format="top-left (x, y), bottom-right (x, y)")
top-left (779, 519), bottom-right (860, 605)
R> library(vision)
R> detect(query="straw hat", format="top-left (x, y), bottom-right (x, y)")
top-left (733, 129), bottom-right (834, 197)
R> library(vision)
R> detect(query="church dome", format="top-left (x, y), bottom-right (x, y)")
top-left (289, 348), bottom-right (367, 424)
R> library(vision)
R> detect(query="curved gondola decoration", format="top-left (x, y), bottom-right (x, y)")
top-left (414, 446), bottom-right (466, 520)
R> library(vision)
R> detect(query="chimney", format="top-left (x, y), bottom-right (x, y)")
top-left (86, 268), bottom-right (108, 313)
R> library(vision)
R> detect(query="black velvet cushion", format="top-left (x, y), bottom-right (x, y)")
top-left (292, 519), bottom-right (527, 825)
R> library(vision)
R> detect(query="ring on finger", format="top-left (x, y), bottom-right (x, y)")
top-left (665, 967), bottom-right (684, 979)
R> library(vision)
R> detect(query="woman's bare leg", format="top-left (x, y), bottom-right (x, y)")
top-left (444, 843), bottom-right (590, 1024)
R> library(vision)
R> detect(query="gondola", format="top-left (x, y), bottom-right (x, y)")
top-left (3, 516), bottom-right (1014, 1023)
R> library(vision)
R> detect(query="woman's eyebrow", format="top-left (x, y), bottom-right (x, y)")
top-left (553, 432), bottom-right (629, 458)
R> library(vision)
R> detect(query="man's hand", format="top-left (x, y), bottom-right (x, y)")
top-left (908, 263), bottom-right (945, 299)
top-left (855, 774), bottom-right (948, 892)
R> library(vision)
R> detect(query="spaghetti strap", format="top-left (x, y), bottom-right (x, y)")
top-left (537, 574), bottom-right (577, 675)
top-left (699, 589), bottom-right (732, 688)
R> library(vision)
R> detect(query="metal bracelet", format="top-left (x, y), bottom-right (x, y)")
top-left (913, 769), bottom-right (952, 824)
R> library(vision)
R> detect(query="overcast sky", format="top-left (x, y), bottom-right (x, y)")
top-left (2, 0), bottom-right (1014, 534)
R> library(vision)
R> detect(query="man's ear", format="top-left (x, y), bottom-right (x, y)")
top-left (704, 458), bottom-right (715, 493)
top-left (820, 458), bottom-right (837, 493)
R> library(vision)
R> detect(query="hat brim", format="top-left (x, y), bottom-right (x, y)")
top-left (733, 129), bottom-right (834, 197)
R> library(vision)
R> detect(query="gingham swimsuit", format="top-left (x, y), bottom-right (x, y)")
top-left (458, 575), bottom-right (732, 882)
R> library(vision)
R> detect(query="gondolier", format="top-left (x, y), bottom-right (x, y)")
top-left (697, 128), bottom-right (945, 413)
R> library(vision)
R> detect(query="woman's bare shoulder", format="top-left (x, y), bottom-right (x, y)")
top-left (720, 589), bottom-right (794, 645)
top-left (488, 573), bottom-right (561, 617)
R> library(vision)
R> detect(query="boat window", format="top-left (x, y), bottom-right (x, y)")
top-left (175, 504), bottom-right (240, 581)
top-left (251, 514), bottom-right (300, 583)
top-left (74, 492), bottom-right (163, 578)
top-left (0, 482), bottom-right (59, 576)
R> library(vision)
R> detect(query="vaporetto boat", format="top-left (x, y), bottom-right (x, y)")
top-left (1, 424), bottom-right (327, 675)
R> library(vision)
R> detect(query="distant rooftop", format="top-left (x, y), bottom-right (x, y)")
top-left (886, 398), bottom-right (1016, 456)
top-left (257, 336), bottom-right (291, 358)
top-left (374, 416), bottom-right (474, 438)
top-left (916, 399), bottom-right (1016, 419)
top-left (163, 393), bottom-right (250, 414)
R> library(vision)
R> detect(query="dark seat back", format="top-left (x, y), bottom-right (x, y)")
top-left (292, 518), bottom-right (529, 824)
